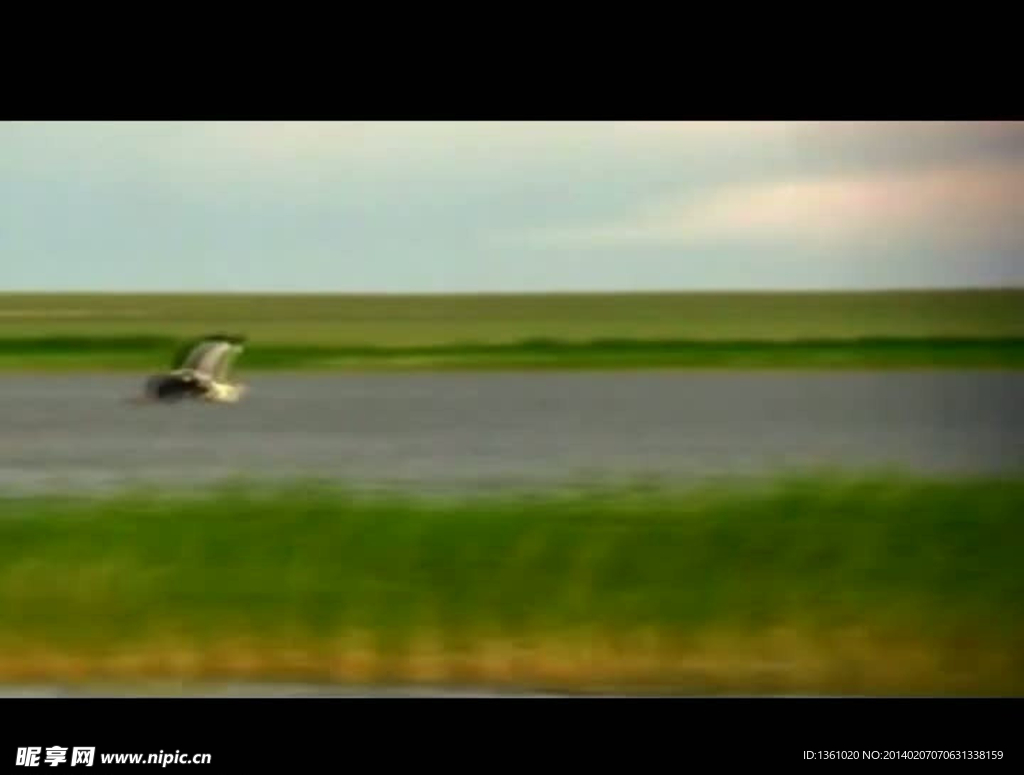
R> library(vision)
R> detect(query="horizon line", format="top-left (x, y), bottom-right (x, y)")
top-left (2, 285), bottom-right (1023, 297)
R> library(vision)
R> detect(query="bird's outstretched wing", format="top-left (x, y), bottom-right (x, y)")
top-left (171, 334), bottom-right (246, 380)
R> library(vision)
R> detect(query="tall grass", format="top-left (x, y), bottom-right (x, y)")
top-left (1, 473), bottom-right (1022, 694)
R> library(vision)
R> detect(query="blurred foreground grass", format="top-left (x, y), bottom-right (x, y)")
top-left (1, 474), bottom-right (1022, 694)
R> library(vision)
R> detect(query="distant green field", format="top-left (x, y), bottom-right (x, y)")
top-left (2, 473), bottom-right (1022, 694)
top-left (3, 289), bottom-right (1024, 343)
top-left (2, 289), bottom-right (1023, 370)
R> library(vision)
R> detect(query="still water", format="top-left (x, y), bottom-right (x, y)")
top-left (1, 371), bottom-right (1022, 494)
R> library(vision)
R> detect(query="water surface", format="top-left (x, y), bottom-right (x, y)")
top-left (2, 371), bottom-right (1022, 493)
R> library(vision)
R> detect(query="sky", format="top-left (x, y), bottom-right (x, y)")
top-left (2, 121), bottom-right (1022, 293)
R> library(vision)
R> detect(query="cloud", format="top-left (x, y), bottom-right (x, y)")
top-left (10, 121), bottom-right (1018, 183)
top-left (5, 121), bottom-right (1022, 217)
top-left (523, 159), bottom-right (1024, 253)
top-left (2, 122), bottom-right (1023, 292)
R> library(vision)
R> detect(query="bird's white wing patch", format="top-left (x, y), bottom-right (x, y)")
top-left (213, 343), bottom-right (243, 381)
top-left (177, 341), bottom-right (214, 372)
top-left (180, 341), bottom-right (231, 378)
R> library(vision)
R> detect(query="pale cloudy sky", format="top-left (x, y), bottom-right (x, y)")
top-left (2, 121), bottom-right (1022, 292)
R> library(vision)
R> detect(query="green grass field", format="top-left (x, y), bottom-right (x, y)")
top-left (2, 473), bottom-right (1022, 694)
top-left (1, 289), bottom-right (1023, 370)
top-left (4, 289), bottom-right (1024, 343)
top-left (1, 288), bottom-right (1022, 370)
top-left (4, 334), bottom-right (1024, 371)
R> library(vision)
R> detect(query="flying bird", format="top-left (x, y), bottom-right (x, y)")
top-left (138, 334), bottom-right (249, 403)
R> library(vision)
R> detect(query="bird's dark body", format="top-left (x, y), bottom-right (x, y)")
top-left (144, 372), bottom-right (209, 402)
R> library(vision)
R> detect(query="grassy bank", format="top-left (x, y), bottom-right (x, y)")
top-left (3, 335), bottom-right (1024, 371)
top-left (3, 289), bottom-right (1023, 370)
top-left (1, 474), bottom-right (1023, 694)
top-left (4, 289), bottom-right (1024, 344)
